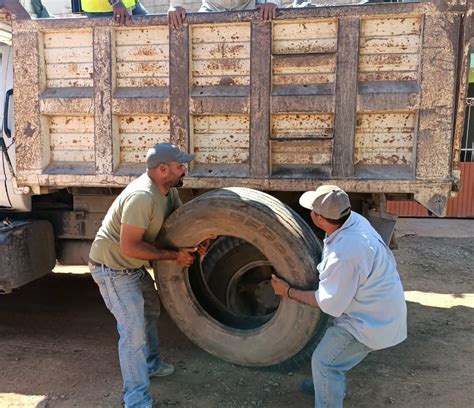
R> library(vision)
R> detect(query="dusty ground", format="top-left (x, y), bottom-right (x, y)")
top-left (0, 220), bottom-right (473, 408)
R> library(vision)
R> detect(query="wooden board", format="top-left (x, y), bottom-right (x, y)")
top-left (48, 115), bottom-right (94, 163)
top-left (271, 139), bottom-right (333, 165)
top-left (193, 114), bottom-right (249, 132)
top-left (359, 54), bottom-right (419, 72)
top-left (354, 112), bottom-right (415, 165)
top-left (359, 71), bottom-right (419, 82)
top-left (191, 23), bottom-right (251, 87)
top-left (192, 59), bottom-right (250, 78)
top-left (43, 30), bottom-right (93, 48)
top-left (42, 29), bottom-right (93, 88)
top-left (272, 54), bottom-right (336, 86)
top-left (115, 26), bottom-right (169, 88)
top-left (192, 25), bottom-right (251, 44)
top-left (49, 115), bottom-right (94, 133)
top-left (272, 113), bottom-right (333, 139)
top-left (415, 13), bottom-right (459, 179)
top-left (169, 25), bottom-right (189, 150)
top-left (332, 16), bottom-right (359, 178)
top-left (93, 27), bottom-right (114, 174)
top-left (360, 16), bottom-right (422, 37)
top-left (272, 19), bottom-right (337, 54)
top-left (359, 16), bottom-right (421, 83)
top-left (250, 21), bottom-right (271, 178)
top-left (115, 27), bottom-right (169, 46)
top-left (119, 115), bottom-right (170, 163)
top-left (192, 42), bottom-right (250, 59)
top-left (192, 114), bottom-right (249, 164)
top-left (45, 62), bottom-right (93, 79)
top-left (44, 47), bottom-right (93, 64)
top-left (115, 45), bottom-right (169, 62)
top-left (116, 61), bottom-right (169, 77)
top-left (359, 34), bottom-right (420, 55)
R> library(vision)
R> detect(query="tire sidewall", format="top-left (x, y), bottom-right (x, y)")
top-left (155, 189), bottom-right (323, 366)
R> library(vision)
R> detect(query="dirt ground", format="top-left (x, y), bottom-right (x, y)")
top-left (0, 220), bottom-right (473, 408)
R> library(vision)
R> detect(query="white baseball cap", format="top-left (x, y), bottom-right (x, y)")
top-left (300, 185), bottom-right (351, 220)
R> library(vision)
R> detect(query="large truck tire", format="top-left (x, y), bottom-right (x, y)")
top-left (202, 236), bottom-right (277, 319)
top-left (154, 187), bottom-right (325, 367)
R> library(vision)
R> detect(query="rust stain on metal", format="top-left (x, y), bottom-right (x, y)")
top-left (24, 122), bottom-right (34, 137)
top-left (137, 47), bottom-right (154, 57)
top-left (219, 77), bottom-right (235, 86)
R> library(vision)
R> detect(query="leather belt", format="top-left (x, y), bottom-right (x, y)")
top-left (88, 259), bottom-right (143, 274)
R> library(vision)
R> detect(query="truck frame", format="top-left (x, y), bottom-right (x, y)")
top-left (0, 0), bottom-right (472, 366)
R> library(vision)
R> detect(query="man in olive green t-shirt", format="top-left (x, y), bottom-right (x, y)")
top-left (89, 143), bottom-right (199, 408)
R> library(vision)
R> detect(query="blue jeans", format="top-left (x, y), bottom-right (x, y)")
top-left (311, 325), bottom-right (372, 408)
top-left (90, 264), bottom-right (161, 408)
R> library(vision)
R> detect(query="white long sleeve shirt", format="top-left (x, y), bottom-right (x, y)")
top-left (170, 0), bottom-right (280, 10)
top-left (315, 212), bottom-right (407, 350)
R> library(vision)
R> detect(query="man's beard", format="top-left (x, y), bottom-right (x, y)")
top-left (173, 176), bottom-right (185, 188)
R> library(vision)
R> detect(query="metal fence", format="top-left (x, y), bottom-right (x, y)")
top-left (462, 97), bottom-right (474, 162)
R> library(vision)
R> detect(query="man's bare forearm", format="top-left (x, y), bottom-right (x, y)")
top-left (288, 287), bottom-right (320, 308)
top-left (121, 240), bottom-right (178, 261)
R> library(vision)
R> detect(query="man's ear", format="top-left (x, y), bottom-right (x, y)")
top-left (158, 163), bottom-right (168, 174)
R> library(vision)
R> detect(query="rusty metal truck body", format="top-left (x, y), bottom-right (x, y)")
top-left (0, 0), bottom-right (472, 365)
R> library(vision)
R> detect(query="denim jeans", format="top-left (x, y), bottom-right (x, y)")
top-left (90, 264), bottom-right (161, 408)
top-left (311, 325), bottom-right (372, 408)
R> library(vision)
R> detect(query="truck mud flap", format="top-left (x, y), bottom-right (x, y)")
top-left (0, 219), bottom-right (56, 293)
top-left (155, 187), bottom-right (327, 367)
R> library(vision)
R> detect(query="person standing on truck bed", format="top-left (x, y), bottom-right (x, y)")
top-left (271, 185), bottom-right (407, 408)
top-left (81, 0), bottom-right (148, 25)
top-left (167, 0), bottom-right (281, 28)
top-left (88, 143), bottom-right (205, 408)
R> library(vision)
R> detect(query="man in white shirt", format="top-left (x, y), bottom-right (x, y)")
top-left (168, 0), bottom-right (280, 28)
top-left (271, 185), bottom-right (407, 408)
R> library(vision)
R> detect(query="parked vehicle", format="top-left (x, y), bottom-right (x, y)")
top-left (0, 0), bottom-right (471, 366)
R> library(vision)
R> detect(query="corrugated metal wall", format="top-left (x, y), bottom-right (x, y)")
top-left (387, 162), bottom-right (474, 217)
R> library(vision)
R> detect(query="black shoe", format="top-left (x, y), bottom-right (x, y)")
top-left (301, 378), bottom-right (315, 396)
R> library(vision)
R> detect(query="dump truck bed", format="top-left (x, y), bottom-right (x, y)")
top-left (7, 0), bottom-right (473, 215)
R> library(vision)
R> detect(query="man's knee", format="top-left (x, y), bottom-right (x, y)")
top-left (118, 321), bottom-right (147, 346)
top-left (311, 346), bottom-right (329, 376)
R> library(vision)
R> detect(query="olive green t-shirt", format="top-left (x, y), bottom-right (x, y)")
top-left (89, 173), bottom-right (182, 270)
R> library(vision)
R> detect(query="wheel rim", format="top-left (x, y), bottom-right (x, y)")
top-left (225, 260), bottom-right (279, 318)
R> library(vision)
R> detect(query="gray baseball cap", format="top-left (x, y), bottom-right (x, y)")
top-left (146, 143), bottom-right (194, 168)
top-left (299, 185), bottom-right (351, 220)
